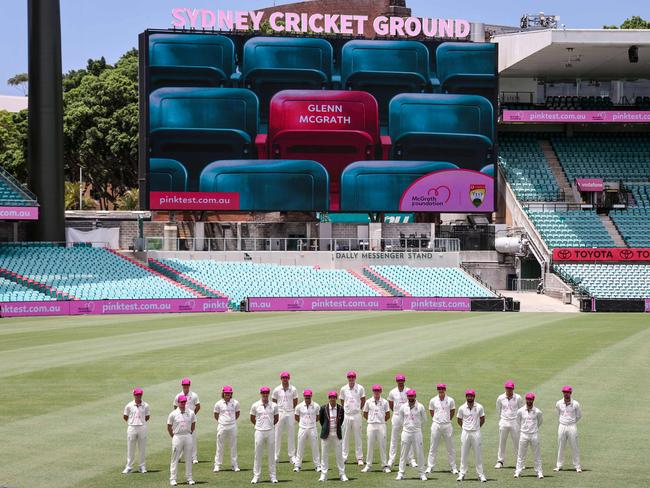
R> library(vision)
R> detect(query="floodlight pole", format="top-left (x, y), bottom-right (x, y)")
top-left (27, 0), bottom-right (65, 242)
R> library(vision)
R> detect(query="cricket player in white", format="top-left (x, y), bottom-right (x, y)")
top-left (213, 385), bottom-right (240, 473)
top-left (388, 374), bottom-right (415, 468)
top-left (395, 389), bottom-right (427, 481)
top-left (515, 393), bottom-right (543, 479)
top-left (495, 380), bottom-right (523, 469)
top-left (272, 372), bottom-right (298, 464)
top-left (426, 383), bottom-right (458, 475)
top-left (457, 389), bottom-right (486, 482)
top-left (362, 385), bottom-right (391, 473)
top-left (554, 385), bottom-right (582, 473)
top-left (167, 395), bottom-right (196, 486)
top-left (294, 389), bottom-right (320, 472)
top-left (122, 388), bottom-right (150, 474)
top-left (340, 371), bottom-right (366, 465)
top-left (173, 377), bottom-right (201, 464)
top-left (250, 386), bottom-right (279, 484)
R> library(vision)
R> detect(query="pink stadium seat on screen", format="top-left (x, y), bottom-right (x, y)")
top-left (256, 89), bottom-right (391, 210)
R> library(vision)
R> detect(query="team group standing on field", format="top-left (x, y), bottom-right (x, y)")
top-left (122, 372), bottom-right (583, 485)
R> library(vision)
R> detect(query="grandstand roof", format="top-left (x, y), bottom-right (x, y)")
top-left (494, 29), bottom-right (650, 80)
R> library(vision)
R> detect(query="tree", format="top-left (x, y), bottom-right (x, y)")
top-left (603, 16), bottom-right (650, 29)
top-left (0, 109), bottom-right (28, 182)
top-left (116, 188), bottom-right (139, 210)
top-left (64, 181), bottom-right (98, 210)
top-left (7, 73), bottom-right (28, 95)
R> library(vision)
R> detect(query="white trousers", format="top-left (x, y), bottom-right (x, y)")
top-left (126, 425), bottom-right (147, 469)
top-left (170, 434), bottom-right (193, 482)
top-left (517, 432), bottom-right (542, 474)
top-left (191, 429), bottom-right (198, 462)
top-left (388, 418), bottom-right (414, 466)
top-left (366, 424), bottom-right (388, 467)
top-left (342, 412), bottom-right (363, 461)
top-left (253, 429), bottom-right (276, 479)
top-left (214, 424), bottom-right (238, 468)
top-left (321, 435), bottom-right (346, 477)
top-left (497, 420), bottom-right (520, 464)
top-left (460, 430), bottom-right (484, 477)
top-left (296, 427), bottom-right (320, 469)
top-left (398, 430), bottom-right (425, 476)
top-left (556, 424), bottom-right (581, 469)
top-left (275, 411), bottom-right (296, 461)
top-left (427, 422), bottom-right (456, 470)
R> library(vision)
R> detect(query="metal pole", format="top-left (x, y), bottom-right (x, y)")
top-left (79, 167), bottom-right (83, 210)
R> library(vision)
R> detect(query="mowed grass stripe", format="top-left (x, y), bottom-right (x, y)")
top-left (0, 312), bottom-right (564, 488)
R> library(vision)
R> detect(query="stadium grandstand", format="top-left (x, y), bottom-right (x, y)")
top-left (1, 1), bottom-right (650, 317)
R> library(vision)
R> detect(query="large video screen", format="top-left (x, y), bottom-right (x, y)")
top-left (140, 28), bottom-right (498, 213)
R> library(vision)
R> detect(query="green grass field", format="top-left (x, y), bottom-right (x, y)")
top-left (2, 311), bottom-right (649, 488)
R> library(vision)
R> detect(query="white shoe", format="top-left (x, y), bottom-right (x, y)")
top-left (340, 474), bottom-right (349, 482)
top-left (170, 481), bottom-right (177, 487)
top-left (192, 459), bottom-right (199, 465)
top-left (410, 460), bottom-right (418, 468)
top-left (271, 478), bottom-right (278, 483)
top-left (213, 466), bottom-right (220, 473)
top-left (538, 473), bottom-right (544, 479)
top-left (494, 461), bottom-right (503, 469)
top-left (480, 475), bottom-right (487, 482)
top-left (420, 474), bottom-right (428, 481)
top-left (251, 477), bottom-right (259, 484)
top-left (293, 466), bottom-right (300, 472)
top-left (188, 481), bottom-right (195, 486)
top-left (319, 473), bottom-right (327, 482)
top-left (553, 467), bottom-right (561, 472)
top-left (514, 471), bottom-right (520, 478)
top-left (576, 468), bottom-right (582, 473)
top-left (361, 465), bottom-right (371, 473)
top-left (452, 468), bottom-right (459, 475)
top-left (122, 468), bottom-right (132, 474)
top-left (139, 467), bottom-right (147, 474)
top-left (233, 466), bottom-right (240, 472)
top-left (316, 466), bottom-right (321, 472)
top-left (383, 466), bottom-right (391, 473)
top-left (358, 459), bottom-right (364, 466)
top-left (395, 473), bottom-right (404, 480)
top-left (456, 474), bottom-right (464, 481)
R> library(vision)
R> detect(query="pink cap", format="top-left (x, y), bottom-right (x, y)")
top-left (222, 385), bottom-right (233, 393)
top-left (346, 371), bottom-right (357, 378)
top-left (406, 389), bottom-right (416, 396)
top-left (260, 386), bottom-right (271, 393)
top-left (395, 374), bottom-right (406, 381)
top-left (436, 383), bottom-right (447, 390)
top-left (133, 388), bottom-right (143, 396)
top-left (562, 385), bottom-right (573, 393)
top-left (525, 392), bottom-right (536, 400)
top-left (504, 380), bottom-right (515, 389)
top-left (465, 389), bottom-right (476, 396)
top-left (181, 377), bottom-right (191, 386)
top-left (177, 394), bottom-right (188, 403)
top-left (303, 389), bottom-right (313, 396)
top-left (372, 384), bottom-right (382, 391)
top-left (280, 371), bottom-right (290, 379)
top-left (328, 391), bottom-right (338, 398)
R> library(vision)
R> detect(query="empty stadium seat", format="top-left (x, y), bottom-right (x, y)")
top-left (341, 40), bottom-right (434, 122)
top-left (369, 266), bottom-right (493, 297)
top-left (555, 263), bottom-right (650, 299)
top-left (0, 166), bottom-right (38, 207)
top-left (389, 94), bottom-right (494, 170)
top-left (611, 184), bottom-right (650, 247)
top-left (259, 89), bottom-right (388, 209)
top-left (149, 158), bottom-right (188, 192)
top-left (436, 42), bottom-right (497, 96)
top-left (199, 159), bottom-right (329, 211)
top-left (526, 209), bottom-right (615, 248)
top-left (0, 276), bottom-right (56, 302)
top-left (149, 87), bottom-right (259, 190)
top-left (340, 160), bottom-right (458, 211)
top-left (148, 33), bottom-right (236, 90)
top-left (241, 37), bottom-right (333, 119)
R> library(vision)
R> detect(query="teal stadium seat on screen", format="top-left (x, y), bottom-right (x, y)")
top-left (436, 42), bottom-right (497, 96)
top-left (241, 37), bottom-right (333, 119)
top-left (149, 87), bottom-right (258, 190)
top-left (389, 93), bottom-right (493, 170)
top-left (340, 161), bottom-right (458, 211)
top-left (341, 40), bottom-right (433, 122)
top-left (148, 33), bottom-right (236, 90)
top-left (199, 159), bottom-right (329, 211)
top-left (149, 158), bottom-right (188, 192)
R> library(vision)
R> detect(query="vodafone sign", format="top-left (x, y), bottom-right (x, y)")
top-left (553, 248), bottom-right (650, 262)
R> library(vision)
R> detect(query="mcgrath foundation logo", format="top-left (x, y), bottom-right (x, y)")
top-left (426, 186), bottom-right (451, 204)
top-left (469, 184), bottom-right (486, 207)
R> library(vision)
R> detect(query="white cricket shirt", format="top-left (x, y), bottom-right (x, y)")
top-left (124, 401), bottom-right (150, 427)
top-left (272, 384), bottom-right (298, 413)
top-left (517, 406), bottom-right (543, 434)
top-left (295, 401), bottom-right (320, 429)
top-left (388, 386), bottom-right (409, 415)
top-left (250, 400), bottom-right (278, 431)
top-left (457, 402), bottom-right (485, 432)
top-left (496, 393), bottom-right (523, 423)
top-left (399, 402), bottom-right (426, 433)
top-left (167, 409), bottom-right (196, 435)
top-left (340, 383), bottom-right (366, 415)
top-left (174, 391), bottom-right (200, 412)
top-left (429, 395), bottom-right (456, 425)
top-left (213, 399), bottom-right (240, 427)
top-left (363, 397), bottom-right (390, 424)
top-left (556, 399), bottom-right (582, 425)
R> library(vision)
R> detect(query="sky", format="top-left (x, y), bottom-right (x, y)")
top-left (1, 0), bottom-right (648, 95)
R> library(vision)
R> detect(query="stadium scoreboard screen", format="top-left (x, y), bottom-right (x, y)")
top-left (139, 12), bottom-right (498, 213)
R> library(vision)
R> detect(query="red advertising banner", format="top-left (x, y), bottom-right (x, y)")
top-left (553, 248), bottom-right (650, 262)
top-left (150, 192), bottom-right (240, 210)
top-left (575, 178), bottom-right (604, 192)
top-left (502, 110), bottom-right (650, 123)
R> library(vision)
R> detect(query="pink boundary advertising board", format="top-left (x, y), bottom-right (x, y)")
top-left (0, 206), bottom-right (39, 220)
top-left (502, 110), bottom-right (650, 123)
top-left (0, 298), bottom-right (229, 317)
top-left (646, 299), bottom-right (650, 313)
top-left (247, 296), bottom-right (472, 312)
